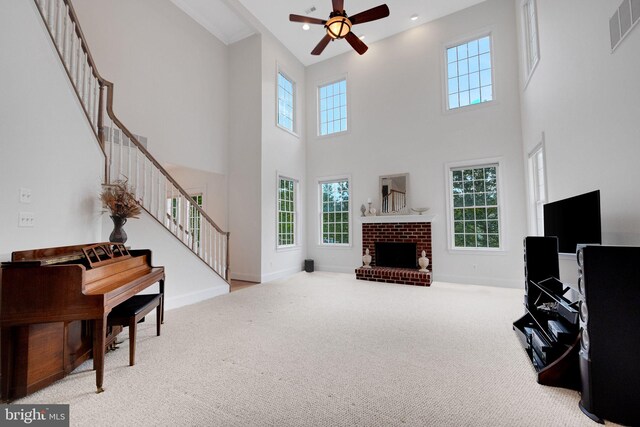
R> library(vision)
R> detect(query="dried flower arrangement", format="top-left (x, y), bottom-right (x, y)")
top-left (100, 179), bottom-right (142, 219)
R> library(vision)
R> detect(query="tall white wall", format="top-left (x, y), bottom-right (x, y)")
top-left (228, 35), bottom-right (263, 282)
top-left (260, 34), bottom-right (307, 283)
top-left (305, 0), bottom-right (527, 288)
top-left (518, 0), bottom-right (640, 283)
top-left (72, 0), bottom-right (229, 176)
top-left (0, 1), bottom-right (104, 261)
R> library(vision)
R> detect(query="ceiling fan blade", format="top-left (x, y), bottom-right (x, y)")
top-left (289, 14), bottom-right (326, 25)
top-left (350, 4), bottom-right (390, 25)
top-left (311, 34), bottom-right (333, 55)
top-left (332, 0), bottom-right (344, 12)
top-left (345, 32), bottom-right (369, 55)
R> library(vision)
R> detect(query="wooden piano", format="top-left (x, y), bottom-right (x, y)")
top-left (0, 243), bottom-right (164, 401)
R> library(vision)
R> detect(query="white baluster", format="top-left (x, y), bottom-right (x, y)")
top-left (61, 4), bottom-right (70, 68)
top-left (47, 0), bottom-right (54, 25)
top-left (37, 0), bottom-right (45, 14)
top-left (55, 0), bottom-right (62, 45)
top-left (69, 23), bottom-right (76, 82)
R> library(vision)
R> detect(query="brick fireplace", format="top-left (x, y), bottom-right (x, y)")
top-left (355, 216), bottom-right (433, 286)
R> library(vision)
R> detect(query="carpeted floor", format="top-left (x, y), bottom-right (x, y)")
top-left (17, 272), bottom-right (608, 426)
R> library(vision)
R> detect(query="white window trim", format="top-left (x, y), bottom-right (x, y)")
top-left (316, 75), bottom-right (350, 139)
top-left (276, 172), bottom-right (300, 251)
top-left (442, 29), bottom-right (497, 114)
top-left (444, 157), bottom-right (507, 253)
top-left (276, 64), bottom-right (299, 137)
top-left (526, 134), bottom-right (547, 235)
top-left (317, 174), bottom-right (353, 248)
top-left (521, 0), bottom-right (540, 89)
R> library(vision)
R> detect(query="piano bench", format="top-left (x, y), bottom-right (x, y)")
top-left (107, 294), bottom-right (162, 366)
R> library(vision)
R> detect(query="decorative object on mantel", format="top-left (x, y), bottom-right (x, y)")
top-left (362, 248), bottom-right (372, 268)
top-left (418, 250), bottom-right (430, 272)
top-left (100, 179), bottom-right (141, 244)
top-left (380, 173), bottom-right (409, 215)
top-left (364, 198), bottom-right (377, 216)
top-left (411, 207), bottom-right (430, 215)
top-left (360, 204), bottom-right (367, 217)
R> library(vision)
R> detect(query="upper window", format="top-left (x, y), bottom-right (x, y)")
top-left (446, 35), bottom-right (493, 110)
top-left (277, 176), bottom-right (297, 247)
top-left (449, 163), bottom-right (501, 249)
top-left (318, 79), bottom-right (347, 136)
top-left (528, 144), bottom-right (546, 235)
top-left (319, 178), bottom-right (350, 245)
top-left (522, 0), bottom-right (540, 80)
top-left (277, 71), bottom-right (295, 133)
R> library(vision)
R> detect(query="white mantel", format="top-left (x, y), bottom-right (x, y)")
top-left (359, 214), bottom-right (436, 223)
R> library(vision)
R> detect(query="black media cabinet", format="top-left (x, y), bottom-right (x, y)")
top-left (513, 236), bottom-right (580, 389)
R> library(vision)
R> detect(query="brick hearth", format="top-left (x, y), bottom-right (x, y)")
top-left (356, 219), bottom-right (432, 286)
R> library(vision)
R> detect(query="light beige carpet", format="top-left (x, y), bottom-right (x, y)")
top-left (17, 272), bottom-right (607, 426)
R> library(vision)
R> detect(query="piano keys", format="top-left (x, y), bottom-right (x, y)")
top-left (0, 243), bottom-right (165, 401)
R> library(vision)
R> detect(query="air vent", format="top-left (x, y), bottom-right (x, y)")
top-left (305, 6), bottom-right (316, 14)
top-left (610, 0), bottom-right (640, 51)
top-left (103, 127), bottom-right (148, 149)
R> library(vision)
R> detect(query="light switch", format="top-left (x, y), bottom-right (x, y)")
top-left (19, 187), bottom-right (32, 204)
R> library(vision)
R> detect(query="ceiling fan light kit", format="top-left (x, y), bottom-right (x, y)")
top-left (289, 1), bottom-right (389, 56)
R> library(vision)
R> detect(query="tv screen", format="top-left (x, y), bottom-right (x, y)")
top-left (543, 190), bottom-right (602, 254)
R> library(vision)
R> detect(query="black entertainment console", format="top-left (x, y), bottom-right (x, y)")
top-left (513, 236), bottom-right (580, 389)
top-left (515, 237), bottom-right (640, 425)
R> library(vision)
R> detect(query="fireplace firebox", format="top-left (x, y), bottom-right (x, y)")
top-left (375, 242), bottom-right (417, 268)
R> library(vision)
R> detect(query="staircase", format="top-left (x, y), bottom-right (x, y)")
top-left (33, 0), bottom-right (230, 281)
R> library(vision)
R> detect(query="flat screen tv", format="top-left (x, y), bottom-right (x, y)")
top-left (543, 190), bottom-right (602, 254)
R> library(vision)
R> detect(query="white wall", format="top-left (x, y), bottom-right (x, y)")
top-left (73, 0), bottom-right (229, 176)
top-left (0, 1), bottom-right (104, 261)
top-left (305, 0), bottom-right (527, 288)
top-left (101, 214), bottom-right (228, 309)
top-left (259, 33), bottom-right (307, 283)
top-left (518, 0), bottom-right (640, 284)
top-left (165, 165), bottom-right (228, 230)
top-left (228, 35), bottom-right (263, 282)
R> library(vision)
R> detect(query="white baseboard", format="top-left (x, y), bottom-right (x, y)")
top-left (164, 284), bottom-right (229, 310)
top-left (230, 271), bottom-right (261, 282)
top-left (435, 273), bottom-right (521, 289)
top-left (261, 266), bottom-right (303, 283)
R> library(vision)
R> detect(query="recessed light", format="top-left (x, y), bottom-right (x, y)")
top-left (302, 24), bottom-right (310, 31)
top-left (411, 14), bottom-right (419, 21)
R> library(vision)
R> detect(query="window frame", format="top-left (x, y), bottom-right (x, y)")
top-left (527, 137), bottom-right (547, 236)
top-left (276, 173), bottom-right (299, 250)
top-left (316, 76), bottom-right (349, 138)
top-left (276, 66), bottom-right (298, 136)
top-left (317, 175), bottom-right (352, 248)
top-left (521, 0), bottom-right (540, 87)
top-left (443, 32), bottom-right (496, 113)
top-left (445, 157), bottom-right (506, 252)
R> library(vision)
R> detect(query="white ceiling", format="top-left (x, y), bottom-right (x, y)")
top-left (172, 0), bottom-right (487, 66)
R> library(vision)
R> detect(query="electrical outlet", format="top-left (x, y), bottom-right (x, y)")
top-left (19, 187), bottom-right (32, 203)
top-left (19, 212), bottom-right (35, 227)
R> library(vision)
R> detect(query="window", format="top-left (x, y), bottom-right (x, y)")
top-left (450, 164), bottom-right (501, 249)
top-left (277, 71), bottom-right (295, 133)
top-left (528, 144), bottom-right (546, 235)
top-left (446, 35), bottom-right (493, 110)
top-left (319, 178), bottom-right (350, 245)
top-left (318, 79), bottom-right (347, 136)
top-left (167, 193), bottom-right (203, 246)
top-left (277, 176), bottom-right (297, 247)
top-left (522, 0), bottom-right (540, 80)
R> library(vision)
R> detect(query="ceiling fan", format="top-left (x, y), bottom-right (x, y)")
top-left (290, 0), bottom-right (390, 56)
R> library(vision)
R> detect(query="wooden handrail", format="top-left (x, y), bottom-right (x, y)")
top-left (32, 0), bottom-right (230, 280)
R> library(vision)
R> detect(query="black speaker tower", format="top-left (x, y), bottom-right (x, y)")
top-left (577, 245), bottom-right (640, 425)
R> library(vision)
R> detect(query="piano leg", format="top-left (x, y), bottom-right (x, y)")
top-left (160, 279), bottom-right (165, 324)
top-left (92, 315), bottom-right (107, 393)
